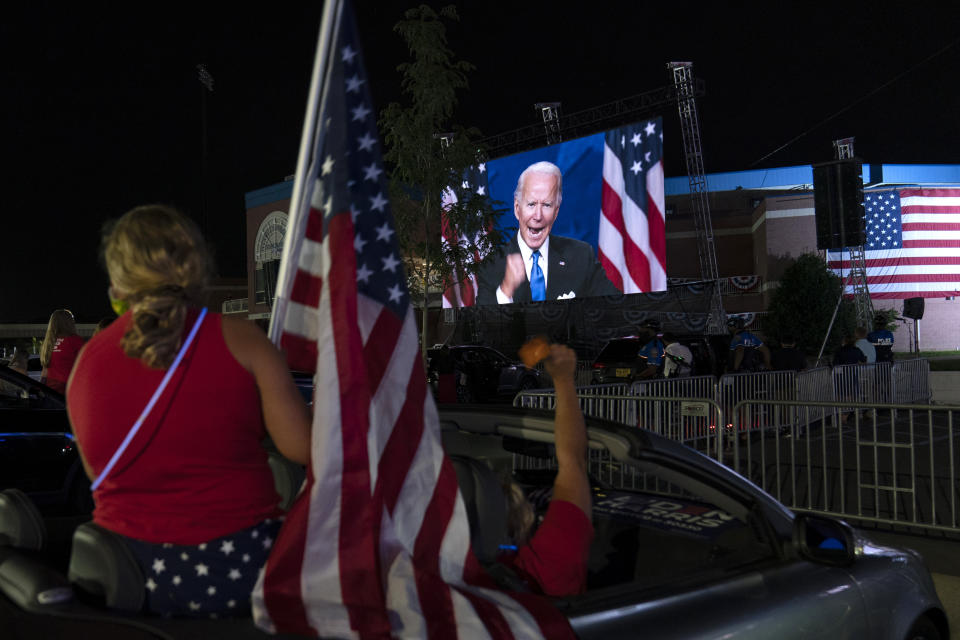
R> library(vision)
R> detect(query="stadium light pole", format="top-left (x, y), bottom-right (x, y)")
top-left (197, 64), bottom-right (214, 237)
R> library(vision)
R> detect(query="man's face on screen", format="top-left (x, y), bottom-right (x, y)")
top-left (514, 172), bottom-right (560, 251)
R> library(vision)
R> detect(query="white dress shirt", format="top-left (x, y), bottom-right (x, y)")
top-left (496, 233), bottom-right (550, 304)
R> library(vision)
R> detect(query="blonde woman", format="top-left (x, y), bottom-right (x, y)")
top-left (67, 205), bottom-right (311, 618)
top-left (40, 308), bottom-right (84, 393)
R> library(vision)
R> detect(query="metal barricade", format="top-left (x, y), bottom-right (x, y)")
top-left (728, 399), bottom-right (960, 534)
top-left (629, 375), bottom-right (717, 401)
top-left (717, 370), bottom-right (798, 432)
top-left (892, 358), bottom-right (931, 404)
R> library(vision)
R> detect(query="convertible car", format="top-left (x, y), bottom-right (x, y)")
top-left (0, 403), bottom-right (948, 639)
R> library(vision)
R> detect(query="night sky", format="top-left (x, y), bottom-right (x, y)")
top-left (4, 2), bottom-right (959, 323)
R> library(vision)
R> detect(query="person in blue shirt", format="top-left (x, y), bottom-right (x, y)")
top-left (727, 316), bottom-right (771, 372)
top-left (635, 319), bottom-right (665, 380)
top-left (867, 315), bottom-right (895, 363)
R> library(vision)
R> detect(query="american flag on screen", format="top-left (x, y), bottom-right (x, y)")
top-left (598, 119), bottom-right (667, 293)
top-left (826, 189), bottom-right (960, 298)
top-left (441, 164), bottom-right (490, 308)
top-left (253, 1), bottom-right (572, 637)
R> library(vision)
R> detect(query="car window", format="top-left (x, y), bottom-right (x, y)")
top-left (0, 371), bottom-right (32, 406)
top-left (511, 450), bottom-right (775, 593)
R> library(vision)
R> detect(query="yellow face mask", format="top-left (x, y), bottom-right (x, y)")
top-left (108, 288), bottom-right (129, 316)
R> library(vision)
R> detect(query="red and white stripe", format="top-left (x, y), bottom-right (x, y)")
top-left (828, 188), bottom-right (960, 299)
top-left (598, 142), bottom-right (667, 293)
top-left (252, 196), bottom-right (573, 637)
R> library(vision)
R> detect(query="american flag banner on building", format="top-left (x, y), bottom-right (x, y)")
top-left (441, 164), bottom-right (490, 308)
top-left (253, 1), bottom-right (573, 637)
top-left (827, 189), bottom-right (960, 298)
top-left (598, 119), bottom-right (667, 294)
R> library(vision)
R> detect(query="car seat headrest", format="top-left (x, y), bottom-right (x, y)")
top-left (449, 456), bottom-right (508, 565)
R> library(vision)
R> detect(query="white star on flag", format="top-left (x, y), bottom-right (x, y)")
top-left (381, 253), bottom-right (399, 272)
top-left (645, 121), bottom-right (656, 136)
top-left (341, 45), bottom-right (357, 64)
top-left (351, 103), bottom-right (371, 122)
top-left (345, 74), bottom-right (363, 93)
top-left (229, 568), bottom-right (242, 581)
top-left (631, 133), bottom-right (642, 146)
top-left (369, 192), bottom-right (387, 212)
top-left (322, 156), bottom-right (335, 176)
top-left (363, 163), bottom-right (382, 181)
top-left (195, 563), bottom-right (209, 577)
top-left (173, 575), bottom-right (182, 586)
top-left (354, 233), bottom-right (367, 253)
top-left (357, 133), bottom-right (375, 151)
top-left (356, 263), bottom-right (373, 283)
top-left (152, 559), bottom-right (166, 574)
top-left (220, 540), bottom-right (235, 556)
top-left (146, 578), bottom-right (157, 592)
top-left (375, 222), bottom-right (394, 242)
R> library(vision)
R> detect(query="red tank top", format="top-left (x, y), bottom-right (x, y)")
top-left (46, 334), bottom-right (85, 393)
top-left (67, 309), bottom-right (282, 544)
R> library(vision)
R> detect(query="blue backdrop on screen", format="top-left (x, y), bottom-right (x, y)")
top-left (487, 133), bottom-right (605, 248)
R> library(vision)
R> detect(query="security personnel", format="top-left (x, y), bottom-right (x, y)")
top-left (727, 316), bottom-right (771, 372)
top-left (635, 319), bottom-right (665, 380)
top-left (867, 315), bottom-right (895, 363)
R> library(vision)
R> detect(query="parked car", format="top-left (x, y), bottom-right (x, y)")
top-left (0, 364), bottom-right (91, 516)
top-left (591, 335), bottom-right (717, 384)
top-left (0, 406), bottom-right (948, 639)
top-left (426, 344), bottom-right (546, 403)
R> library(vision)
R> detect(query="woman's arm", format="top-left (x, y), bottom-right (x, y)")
top-left (542, 344), bottom-right (591, 518)
top-left (222, 317), bottom-right (312, 465)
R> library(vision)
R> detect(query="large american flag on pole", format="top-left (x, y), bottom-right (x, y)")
top-left (441, 164), bottom-right (490, 309)
top-left (253, 1), bottom-right (573, 637)
top-left (827, 188), bottom-right (960, 298)
top-left (598, 119), bottom-right (667, 294)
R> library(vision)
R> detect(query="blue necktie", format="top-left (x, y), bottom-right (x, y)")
top-left (530, 251), bottom-right (545, 301)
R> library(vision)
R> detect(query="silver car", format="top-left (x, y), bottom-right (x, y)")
top-left (441, 407), bottom-right (948, 640)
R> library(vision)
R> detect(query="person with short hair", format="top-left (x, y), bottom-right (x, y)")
top-left (476, 161), bottom-right (619, 305)
top-left (40, 308), bottom-right (84, 393)
top-left (771, 334), bottom-right (807, 372)
top-left (727, 316), bottom-right (770, 372)
top-left (635, 319), bottom-right (665, 380)
top-left (67, 205), bottom-right (311, 618)
top-left (854, 326), bottom-right (876, 363)
top-left (662, 332), bottom-right (693, 378)
top-left (867, 315), bottom-right (894, 362)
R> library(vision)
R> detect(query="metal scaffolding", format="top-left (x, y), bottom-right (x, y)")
top-left (669, 61), bottom-right (725, 334)
top-left (833, 137), bottom-right (874, 327)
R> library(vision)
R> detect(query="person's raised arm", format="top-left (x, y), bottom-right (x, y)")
top-left (222, 316), bottom-right (311, 465)
top-left (542, 344), bottom-right (591, 518)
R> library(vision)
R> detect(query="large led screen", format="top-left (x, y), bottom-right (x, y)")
top-left (441, 118), bottom-right (666, 308)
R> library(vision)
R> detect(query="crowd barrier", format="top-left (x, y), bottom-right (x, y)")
top-left (726, 399), bottom-right (960, 534)
top-left (515, 359), bottom-right (932, 436)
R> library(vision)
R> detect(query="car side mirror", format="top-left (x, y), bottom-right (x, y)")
top-left (792, 514), bottom-right (856, 566)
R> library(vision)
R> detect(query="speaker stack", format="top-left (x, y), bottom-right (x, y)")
top-left (813, 160), bottom-right (865, 250)
top-left (903, 297), bottom-right (925, 320)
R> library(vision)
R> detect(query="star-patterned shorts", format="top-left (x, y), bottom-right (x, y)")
top-left (121, 517), bottom-right (283, 618)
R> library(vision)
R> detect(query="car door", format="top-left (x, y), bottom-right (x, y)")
top-left (0, 368), bottom-right (78, 499)
top-left (563, 459), bottom-right (869, 639)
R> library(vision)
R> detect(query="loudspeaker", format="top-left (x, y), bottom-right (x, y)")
top-left (813, 160), bottom-right (865, 250)
top-left (903, 297), bottom-right (925, 320)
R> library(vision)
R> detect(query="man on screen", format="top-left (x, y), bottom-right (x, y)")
top-left (476, 161), bottom-right (619, 305)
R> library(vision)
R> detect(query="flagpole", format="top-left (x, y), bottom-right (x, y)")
top-left (269, 0), bottom-right (344, 346)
